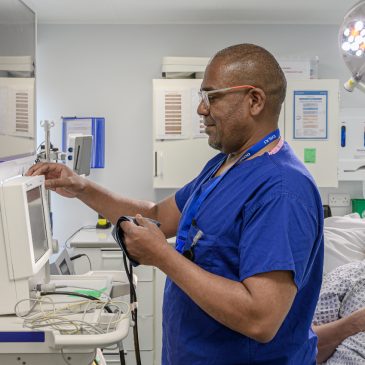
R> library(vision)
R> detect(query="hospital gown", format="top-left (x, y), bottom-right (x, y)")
top-left (314, 261), bottom-right (365, 364)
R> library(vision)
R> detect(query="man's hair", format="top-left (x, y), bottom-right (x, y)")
top-left (213, 44), bottom-right (287, 116)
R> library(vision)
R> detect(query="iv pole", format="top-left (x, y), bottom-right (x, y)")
top-left (39, 120), bottom-right (59, 253)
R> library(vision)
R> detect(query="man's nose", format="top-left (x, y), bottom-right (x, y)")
top-left (197, 99), bottom-right (209, 116)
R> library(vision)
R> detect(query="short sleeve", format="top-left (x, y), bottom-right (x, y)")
top-left (175, 177), bottom-right (199, 213)
top-left (239, 192), bottom-right (321, 290)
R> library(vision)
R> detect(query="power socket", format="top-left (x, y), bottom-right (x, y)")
top-left (328, 193), bottom-right (351, 207)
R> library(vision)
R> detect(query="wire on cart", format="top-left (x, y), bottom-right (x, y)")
top-left (40, 291), bottom-right (113, 313)
top-left (54, 285), bottom-right (110, 300)
top-left (15, 297), bottom-right (130, 336)
top-left (70, 253), bottom-right (92, 271)
top-left (122, 253), bottom-right (141, 365)
top-left (64, 226), bottom-right (97, 248)
top-left (41, 291), bottom-right (99, 301)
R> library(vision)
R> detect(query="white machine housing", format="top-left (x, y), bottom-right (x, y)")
top-left (162, 57), bottom-right (209, 78)
top-left (66, 133), bottom-right (93, 176)
top-left (0, 56), bottom-right (34, 74)
top-left (0, 175), bottom-right (53, 314)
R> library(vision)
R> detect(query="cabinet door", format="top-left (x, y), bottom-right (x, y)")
top-left (153, 79), bottom-right (217, 188)
top-left (153, 139), bottom-right (217, 188)
top-left (284, 79), bottom-right (339, 187)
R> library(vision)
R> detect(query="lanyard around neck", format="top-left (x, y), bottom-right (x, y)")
top-left (176, 129), bottom-right (280, 253)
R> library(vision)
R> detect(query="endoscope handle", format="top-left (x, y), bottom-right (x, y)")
top-left (112, 215), bottom-right (161, 267)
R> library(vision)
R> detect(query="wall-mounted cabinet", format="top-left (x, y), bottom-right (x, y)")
top-left (152, 79), bottom-right (216, 188)
top-left (284, 79), bottom-right (339, 187)
top-left (153, 78), bottom-right (339, 189)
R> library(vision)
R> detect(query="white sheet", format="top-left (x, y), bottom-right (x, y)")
top-left (324, 213), bottom-right (365, 274)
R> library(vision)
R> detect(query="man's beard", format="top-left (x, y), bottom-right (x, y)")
top-left (207, 138), bottom-right (222, 151)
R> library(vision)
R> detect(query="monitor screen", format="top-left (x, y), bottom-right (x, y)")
top-left (26, 187), bottom-right (48, 263)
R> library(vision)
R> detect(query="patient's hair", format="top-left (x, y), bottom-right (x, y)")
top-left (213, 44), bottom-right (287, 117)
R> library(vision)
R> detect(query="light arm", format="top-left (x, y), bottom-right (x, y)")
top-left (78, 179), bottom-right (180, 237)
top-left (26, 161), bottom-right (181, 238)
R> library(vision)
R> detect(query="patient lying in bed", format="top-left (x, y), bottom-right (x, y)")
top-left (312, 214), bottom-right (365, 364)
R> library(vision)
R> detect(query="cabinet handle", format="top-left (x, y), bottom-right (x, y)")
top-left (101, 252), bottom-right (123, 259)
top-left (154, 151), bottom-right (158, 177)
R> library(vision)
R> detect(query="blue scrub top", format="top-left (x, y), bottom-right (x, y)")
top-left (162, 142), bottom-right (324, 365)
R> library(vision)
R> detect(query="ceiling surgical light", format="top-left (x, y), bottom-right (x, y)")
top-left (342, 42), bottom-right (351, 51)
top-left (340, 1), bottom-right (365, 92)
top-left (355, 20), bottom-right (364, 30)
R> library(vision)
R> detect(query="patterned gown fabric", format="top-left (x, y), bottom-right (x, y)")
top-left (314, 261), bottom-right (365, 364)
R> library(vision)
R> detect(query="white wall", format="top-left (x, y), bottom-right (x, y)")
top-left (36, 24), bottom-right (365, 245)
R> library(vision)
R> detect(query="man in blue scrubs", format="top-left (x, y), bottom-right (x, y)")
top-left (28, 44), bottom-right (324, 364)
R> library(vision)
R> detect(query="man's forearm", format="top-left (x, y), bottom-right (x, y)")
top-left (78, 178), bottom-right (157, 224)
top-left (156, 244), bottom-right (295, 343)
top-left (157, 245), bottom-right (258, 336)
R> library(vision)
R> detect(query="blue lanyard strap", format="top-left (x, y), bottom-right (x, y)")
top-left (237, 129), bottom-right (280, 163)
top-left (176, 129), bottom-right (280, 253)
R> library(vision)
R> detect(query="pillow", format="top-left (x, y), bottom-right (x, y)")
top-left (324, 213), bottom-right (365, 274)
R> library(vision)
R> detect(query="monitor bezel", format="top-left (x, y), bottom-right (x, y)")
top-left (0, 175), bottom-right (53, 280)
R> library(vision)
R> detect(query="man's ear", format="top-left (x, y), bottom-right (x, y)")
top-left (247, 88), bottom-right (266, 116)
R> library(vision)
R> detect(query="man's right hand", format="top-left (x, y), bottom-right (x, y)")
top-left (26, 162), bottom-right (86, 198)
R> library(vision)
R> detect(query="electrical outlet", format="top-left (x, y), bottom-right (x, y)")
top-left (328, 193), bottom-right (351, 207)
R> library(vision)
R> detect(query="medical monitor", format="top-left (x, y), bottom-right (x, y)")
top-left (0, 175), bottom-right (53, 314)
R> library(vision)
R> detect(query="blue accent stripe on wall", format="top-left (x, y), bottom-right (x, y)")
top-left (0, 332), bottom-right (45, 342)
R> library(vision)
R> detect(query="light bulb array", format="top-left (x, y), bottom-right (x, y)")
top-left (341, 20), bottom-right (365, 56)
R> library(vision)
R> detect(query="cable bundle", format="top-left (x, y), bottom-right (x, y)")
top-left (15, 296), bottom-right (130, 335)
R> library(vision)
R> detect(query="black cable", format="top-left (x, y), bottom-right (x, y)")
top-left (119, 350), bottom-right (126, 365)
top-left (40, 291), bottom-right (112, 313)
top-left (70, 253), bottom-right (92, 271)
top-left (123, 253), bottom-right (137, 301)
top-left (36, 140), bottom-right (45, 152)
top-left (122, 253), bottom-right (141, 365)
top-left (111, 218), bottom-right (142, 365)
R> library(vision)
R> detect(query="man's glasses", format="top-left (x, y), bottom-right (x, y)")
top-left (198, 85), bottom-right (256, 110)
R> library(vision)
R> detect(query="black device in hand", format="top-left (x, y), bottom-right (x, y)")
top-left (112, 215), bottom-right (161, 267)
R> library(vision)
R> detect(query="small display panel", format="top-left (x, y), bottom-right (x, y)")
top-left (26, 187), bottom-right (48, 263)
top-left (59, 259), bottom-right (71, 275)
